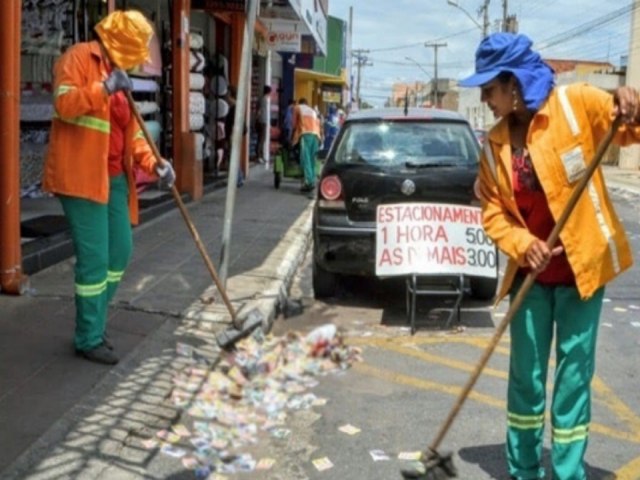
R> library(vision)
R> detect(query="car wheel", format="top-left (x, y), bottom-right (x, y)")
top-left (469, 275), bottom-right (498, 301)
top-left (313, 259), bottom-right (337, 298)
top-left (274, 172), bottom-right (281, 189)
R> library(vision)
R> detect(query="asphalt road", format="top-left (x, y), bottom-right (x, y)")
top-left (257, 189), bottom-right (640, 480)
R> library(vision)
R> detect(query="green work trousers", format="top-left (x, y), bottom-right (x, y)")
top-left (59, 174), bottom-right (133, 351)
top-left (507, 277), bottom-right (604, 480)
top-left (299, 133), bottom-right (319, 187)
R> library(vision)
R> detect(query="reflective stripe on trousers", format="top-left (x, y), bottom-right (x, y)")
top-left (506, 277), bottom-right (603, 480)
top-left (58, 174), bottom-right (133, 351)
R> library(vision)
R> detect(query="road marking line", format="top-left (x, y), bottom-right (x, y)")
top-left (349, 335), bottom-right (509, 348)
top-left (361, 338), bottom-right (508, 380)
top-left (606, 454), bottom-right (640, 480)
top-left (592, 377), bottom-right (640, 437)
top-left (353, 362), bottom-right (505, 409)
top-left (352, 355), bottom-right (640, 444)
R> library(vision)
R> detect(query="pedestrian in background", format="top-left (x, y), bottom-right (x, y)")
top-left (322, 104), bottom-right (340, 154)
top-left (282, 98), bottom-right (296, 147)
top-left (256, 85), bottom-right (272, 164)
top-left (460, 32), bottom-right (640, 480)
top-left (292, 98), bottom-right (322, 195)
top-left (43, 10), bottom-right (175, 365)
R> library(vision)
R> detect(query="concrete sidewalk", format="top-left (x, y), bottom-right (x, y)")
top-left (1, 164), bottom-right (639, 479)
top-left (0, 166), bottom-right (314, 479)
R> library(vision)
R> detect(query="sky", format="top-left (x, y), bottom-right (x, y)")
top-left (326, 0), bottom-right (634, 107)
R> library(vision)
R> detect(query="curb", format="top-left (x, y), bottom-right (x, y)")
top-left (1, 200), bottom-right (314, 480)
top-left (181, 201), bottom-right (314, 332)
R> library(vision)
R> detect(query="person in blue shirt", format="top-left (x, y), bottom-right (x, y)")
top-left (322, 104), bottom-right (340, 155)
top-left (283, 98), bottom-right (296, 147)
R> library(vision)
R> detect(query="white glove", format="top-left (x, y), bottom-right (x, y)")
top-left (155, 160), bottom-right (176, 189)
top-left (103, 69), bottom-right (133, 95)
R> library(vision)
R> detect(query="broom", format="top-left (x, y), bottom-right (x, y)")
top-left (401, 115), bottom-right (622, 479)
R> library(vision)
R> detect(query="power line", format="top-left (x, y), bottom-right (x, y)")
top-left (352, 49), bottom-right (373, 109)
top-left (365, 26), bottom-right (478, 53)
top-left (536, 4), bottom-right (639, 51)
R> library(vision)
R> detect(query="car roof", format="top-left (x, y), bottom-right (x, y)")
top-left (346, 107), bottom-right (467, 122)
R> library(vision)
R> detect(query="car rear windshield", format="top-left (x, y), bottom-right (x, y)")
top-left (333, 120), bottom-right (480, 167)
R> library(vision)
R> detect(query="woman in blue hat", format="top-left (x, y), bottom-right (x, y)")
top-left (460, 32), bottom-right (640, 480)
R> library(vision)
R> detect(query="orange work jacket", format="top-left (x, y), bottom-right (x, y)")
top-left (479, 83), bottom-right (639, 302)
top-left (292, 104), bottom-right (321, 146)
top-left (43, 41), bottom-right (158, 225)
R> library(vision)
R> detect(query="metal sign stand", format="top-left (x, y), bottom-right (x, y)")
top-left (405, 273), bottom-right (464, 334)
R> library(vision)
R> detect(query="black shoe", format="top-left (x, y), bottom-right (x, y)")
top-left (102, 332), bottom-right (114, 350)
top-left (75, 344), bottom-right (119, 365)
top-left (300, 183), bottom-right (314, 192)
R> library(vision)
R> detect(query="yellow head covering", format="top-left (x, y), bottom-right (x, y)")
top-left (95, 10), bottom-right (154, 70)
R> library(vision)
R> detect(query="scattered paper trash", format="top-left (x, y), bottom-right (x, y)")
top-left (398, 451), bottom-right (422, 461)
top-left (369, 449), bottom-right (390, 461)
top-left (151, 325), bottom-right (361, 473)
top-left (256, 458), bottom-right (276, 470)
top-left (338, 424), bottom-right (361, 435)
top-left (312, 456), bottom-right (334, 471)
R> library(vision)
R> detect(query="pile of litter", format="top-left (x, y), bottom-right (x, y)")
top-left (143, 324), bottom-right (361, 477)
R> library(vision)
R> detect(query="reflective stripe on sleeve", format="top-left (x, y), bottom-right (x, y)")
top-left (558, 85), bottom-right (581, 137)
top-left (53, 112), bottom-right (110, 134)
top-left (587, 182), bottom-right (621, 273)
top-left (54, 85), bottom-right (76, 98)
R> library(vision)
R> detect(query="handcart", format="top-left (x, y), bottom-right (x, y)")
top-left (272, 145), bottom-right (323, 189)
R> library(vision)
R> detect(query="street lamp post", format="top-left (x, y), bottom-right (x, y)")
top-left (446, 0), bottom-right (490, 37)
top-left (446, 0), bottom-right (490, 127)
top-left (405, 57), bottom-right (432, 107)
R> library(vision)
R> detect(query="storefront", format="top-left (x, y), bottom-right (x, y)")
top-left (0, 1), bottom-right (227, 293)
top-left (0, 0), bottom-right (327, 294)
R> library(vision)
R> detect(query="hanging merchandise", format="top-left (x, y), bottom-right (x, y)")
top-left (190, 32), bottom-right (205, 50)
top-left (204, 52), bottom-right (231, 175)
top-left (210, 75), bottom-right (229, 97)
top-left (190, 51), bottom-right (206, 72)
top-left (189, 92), bottom-right (207, 115)
top-left (189, 114), bottom-right (205, 131)
top-left (19, 0), bottom-right (74, 195)
top-left (190, 73), bottom-right (206, 90)
top-left (211, 98), bottom-right (230, 120)
top-left (189, 29), bottom-right (207, 170)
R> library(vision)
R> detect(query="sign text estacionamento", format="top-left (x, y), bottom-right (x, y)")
top-left (375, 202), bottom-right (497, 278)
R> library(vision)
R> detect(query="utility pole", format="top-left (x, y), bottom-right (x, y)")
top-left (424, 41), bottom-right (446, 108)
top-left (620, 0), bottom-right (640, 169)
top-left (502, 0), bottom-right (508, 31)
top-left (481, 0), bottom-right (490, 37)
top-left (352, 49), bottom-right (372, 109)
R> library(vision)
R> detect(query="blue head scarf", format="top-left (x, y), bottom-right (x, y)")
top-left (459, 33), bottom-right (555, 111)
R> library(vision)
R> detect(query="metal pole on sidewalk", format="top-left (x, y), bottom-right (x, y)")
top-left (219, 0), bottom-right (258, 286)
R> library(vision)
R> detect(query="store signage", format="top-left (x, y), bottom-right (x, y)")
top-left (266, 30), bottom-right (301, 52)
top-left (193, 0), bottom-right (245, 12)
top-left (375, 203), bottom-right (497, 278)
top-left (284, 0), bottom-right (327, 55)
top-left (322, 90), bottom-right (341, 103)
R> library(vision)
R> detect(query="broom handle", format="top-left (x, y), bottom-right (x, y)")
top-left (428, 115), bottom-right (622, 454)
top-left (123, 89), bottom-right (237, 322)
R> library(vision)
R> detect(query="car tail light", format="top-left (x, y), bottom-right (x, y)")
top-left (320, 175), bottom-right (342, 201)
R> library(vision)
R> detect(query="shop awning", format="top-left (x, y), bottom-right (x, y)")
top-left (294, 68), bottom-right (347, 86)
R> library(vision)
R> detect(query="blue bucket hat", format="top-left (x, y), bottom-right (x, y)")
top-left (459, 32), bottom-right (555, 111)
